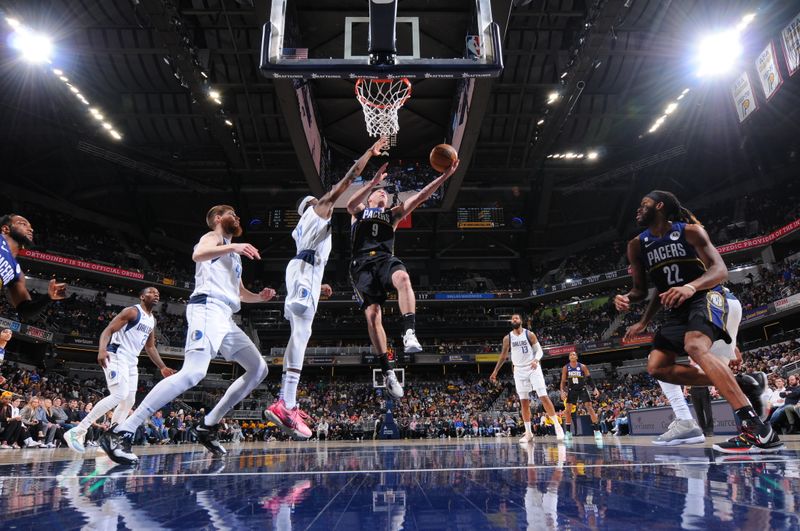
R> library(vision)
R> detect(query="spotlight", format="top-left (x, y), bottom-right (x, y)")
top-left (224, 120), bottom-right (233, 126)
top-left (5, 17), bottom-right (21, 29)
top-left (10, 28), bottom-right (53, 64)
top-left (209, 89), bottom-right (220, 99)
top-left (59, 75), bottom-right (68, 82)
top-left (587, 151), bottom-right (598, 160)
top-left (537, 119), bottom-right (545, 125)
top-left (736, 13), bottom-right (755, 32)
top-left (547, 91), bottom-right (559, 104)
top-left (577, 153), bottom-right (585, 159)
top-left (52, 68), bottom-right (62, 75)
top-left (101, 122), bottom-right (112, 130)
top-left (664, 102), bottom-right (678, 115)
top-left (109, 130), bottom-right (122, 140)
top-left (696, 30), bottom-right (742, 76)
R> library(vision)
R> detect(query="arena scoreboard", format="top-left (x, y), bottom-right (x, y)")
top-left (266, 209), bottom-right (301, 229)
top-left (456, 207), bottom-right (505, 229)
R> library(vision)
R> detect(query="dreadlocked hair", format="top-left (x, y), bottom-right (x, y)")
top-left (645, 190), bottom-right (702, 225)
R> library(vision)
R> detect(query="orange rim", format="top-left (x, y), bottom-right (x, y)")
top-left (355, 78), bottom-right (412, 109)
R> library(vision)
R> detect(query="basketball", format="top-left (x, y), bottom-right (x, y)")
top-left (429, 144), bottom-right (458, 172)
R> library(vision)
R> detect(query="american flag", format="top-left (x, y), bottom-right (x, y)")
top-left (283, 48), bottom-right (308, 60)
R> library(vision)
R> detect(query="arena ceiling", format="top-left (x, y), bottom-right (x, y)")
top-left (1, 0), bottom-right (798, 268)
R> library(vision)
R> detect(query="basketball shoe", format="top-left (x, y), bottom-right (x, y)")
top-left (712, 421), bottom-right (783, 454)
top-left (402, 330), bottom-right (422, 353)
top-left (99, 429), bottom-right (138, 466)
top-left (383, 369), bottom-right (404, 399)
top-left (653, 419), bottom-right (705, 446)
top-left (63, 426), bottom-right (87, 453)
top-left (191, 422), bottom-right (227, 457)
top-left (264, 399), bottom-right (313, 439)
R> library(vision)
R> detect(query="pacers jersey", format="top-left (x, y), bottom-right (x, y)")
top-left (0, 238), bottom-right (22, 290)
top-left (108, 305), bottom-right (155, 363)
top-left (351, 207), bottom-right (395, 256)
top-left (639, 222), bottom-right (707, 294)
top-left (565, 363), bottom-right (586, 390)
top-left (292, 206), bottom-right (332, 265)
top-left (191, 235), bottom-right (243, 312)
top-left (509, 329), bottom-right (534, 367)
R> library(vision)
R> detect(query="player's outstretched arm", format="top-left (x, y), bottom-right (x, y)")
top-left (97, 307), bottom-right (137, 369)
top-left (7, 275), bottom-right (67, 321)
top-left (391, 160), bottom-right (459, 226)
top-left (346, 163), bottom-right (389, 216)
top-left (489, 335), bottom-right (510, 383)
top-left (317, 138), bottom-right (389, 220)
top-left (144, 330), bottom-right (176, 378)
top-left (192, 232), bottom-right (261, 262)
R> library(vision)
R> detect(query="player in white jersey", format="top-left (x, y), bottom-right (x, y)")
top-left (101, 205), bottom-right (276, 465)
top-left (490, 313), bottom-right (565, 443)
top-left (63, 287), bottom-right (175, 453)
top-left (265, 138), bottom-right (388, 439)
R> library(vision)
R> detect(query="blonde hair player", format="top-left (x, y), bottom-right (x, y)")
top-left (347, 152), bottom-right (459, 397)
top-left (265, 137), bottom-right (388, 439)
top-left (100, 205), bottom-right (276, 465)
top-left (490, 313), bottom-right (564, 443)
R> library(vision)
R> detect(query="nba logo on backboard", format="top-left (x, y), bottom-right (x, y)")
top-left (466, 35), bottom-right (481, 59)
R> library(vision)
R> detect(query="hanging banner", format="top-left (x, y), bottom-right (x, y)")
top-left (755, 42), bottom-right (783, 100)
top-left (730, 71), bottom-right (757, 123)
top-left (781, 10), bottom-right (800, 76)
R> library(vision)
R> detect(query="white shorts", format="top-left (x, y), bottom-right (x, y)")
top-left (185, 298), bottom-right (256, 360)
top-left (104, 356), bottom-right (138, 397)
top-left (710, 297), bottom-right (742, 361)
top-left (514, 364), bottom-right (547, 399)
top-left (284, 259), bottom-right (322, 319)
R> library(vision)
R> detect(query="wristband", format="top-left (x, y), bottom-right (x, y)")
top-left (684, 284), bottom-right (697, 295)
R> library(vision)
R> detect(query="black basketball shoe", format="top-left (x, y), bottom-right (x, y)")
top-left (191, 422), bottom-right (227, 457)
top-left (712, 420), bottom-right (784, 454)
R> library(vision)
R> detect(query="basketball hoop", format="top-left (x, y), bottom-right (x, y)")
top-left (355, 78), bottom-right (412, 150)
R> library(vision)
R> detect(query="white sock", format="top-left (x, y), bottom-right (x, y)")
top-left (280, 313), bottom-right (312, 409)
top-left (658, 380), bottom-right (693, 421)
top-left (283, 372), bottom-right (301, 409)
top-left (524, 421), bottom-right (532, 434)
top-left (278, 371), bottom-right (287, 401)
top-left (78, 393), bottom-right (123, 431)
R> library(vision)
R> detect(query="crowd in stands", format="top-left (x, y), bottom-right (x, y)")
top-left (531, 182), bottom-right (800, 289)
top-left (1, 321), bottom-right (798, 451)
top-left (728, 259), bottom-right (800, 310)
top-left (0, 291), bottom-right (188, 347)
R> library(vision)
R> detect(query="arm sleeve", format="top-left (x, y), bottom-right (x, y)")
top-left (532, 341), bottom-right (544, 362)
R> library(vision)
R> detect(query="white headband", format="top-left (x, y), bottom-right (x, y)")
top-left (297, 195), bottom-right (316, 216)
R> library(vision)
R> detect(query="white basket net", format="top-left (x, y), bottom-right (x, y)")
top-left (355, 78), bottom-right (412, 140)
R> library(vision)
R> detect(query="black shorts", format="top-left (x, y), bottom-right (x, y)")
top-left (653, 287), bottom-right (732, 354)
top-left (567, 388), bottom-right (591, 404)
top-left (350, 252), bottom-right (407, 309)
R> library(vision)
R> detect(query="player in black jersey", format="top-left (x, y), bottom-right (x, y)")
top-left (346, 155), bottom-right (459, 398)
top-left (1, 214), bottom-right (67, 321)
top-left (559, 352), bottom-right (602, 441)
top-left (615, 191), bottom-right (781, 453)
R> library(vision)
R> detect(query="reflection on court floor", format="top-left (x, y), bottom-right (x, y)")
top-left (0, 437), bottom-right (798, 530)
